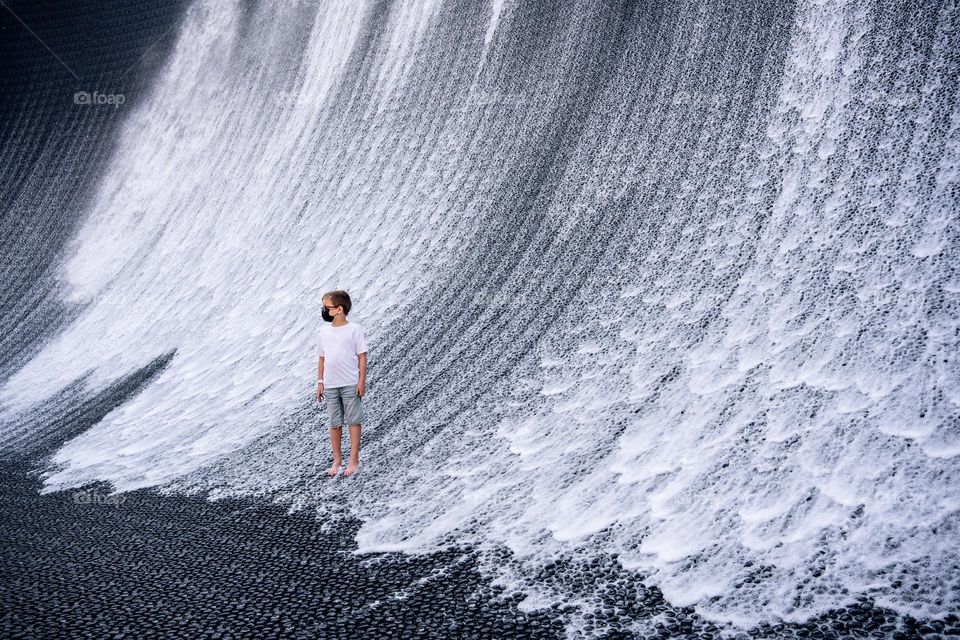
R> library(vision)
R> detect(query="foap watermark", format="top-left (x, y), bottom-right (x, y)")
top-left (453, 90), bottom-right (529, 114)
top-left (74, 90), bottom-right (126, 109)
top-left (470, 288), bottom-right (532, 307)
top-left (857, 89), bottom-right (922, 109)
top-left (669, 90), bottom-right (727, 108)
top-left (274, 89), bottom-right (325, 110)
top-left (73, 489), bottom-right (127, 506)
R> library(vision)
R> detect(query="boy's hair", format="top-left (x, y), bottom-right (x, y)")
top-left (323, 290), bottom-right (352, 315)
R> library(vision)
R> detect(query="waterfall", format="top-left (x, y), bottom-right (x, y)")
top-left (1, 0), bottom-right (957, 632)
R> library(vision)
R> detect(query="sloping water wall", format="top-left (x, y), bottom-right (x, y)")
top-left (1, 0), bottom-right (957, 632)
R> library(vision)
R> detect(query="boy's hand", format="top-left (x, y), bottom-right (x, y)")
top-left (317, 383), bottom-right (324, 401)
top-left (357, 380), bottom-right (365, 397)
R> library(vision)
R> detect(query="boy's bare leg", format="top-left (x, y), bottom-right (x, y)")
top-left (343, 424), bottom-right (361, 476)
top-left (327, 426), bottom-right (343, 476)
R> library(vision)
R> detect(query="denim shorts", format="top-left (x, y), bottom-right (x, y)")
top-left (325, 384), bottom-right (363, 428)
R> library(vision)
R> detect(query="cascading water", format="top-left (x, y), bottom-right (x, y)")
top-left (1, 0), bottom-right (957, 636)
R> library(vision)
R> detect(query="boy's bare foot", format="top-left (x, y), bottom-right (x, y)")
top-left (343, 459), bottom-right (360, 477)
top-left (326, 459), bottom-right (342, 476)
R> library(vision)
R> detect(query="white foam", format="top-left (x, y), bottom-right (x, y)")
top-left (3, 0), bottom-right (958, 635)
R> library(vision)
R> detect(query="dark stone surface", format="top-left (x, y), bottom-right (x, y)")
top-left (0, 459), bottom-right (565, 639)
top-left (2, 456), bottom-right (958, 639)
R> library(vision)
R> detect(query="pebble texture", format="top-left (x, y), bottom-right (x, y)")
top-left (0, 460), bottom-right (564, 640)
top-left (1, 457), bottom-right (957, 639)
top-left (1, 0), bottom-right (958, 637)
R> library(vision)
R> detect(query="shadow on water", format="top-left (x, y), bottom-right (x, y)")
top-left (0, 0), bottom-right (192, 386)
top-left (0, 349), bottom-right (176, 464)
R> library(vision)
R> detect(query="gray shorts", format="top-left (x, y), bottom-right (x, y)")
top-left (325, 384), bottom-right (363, 428)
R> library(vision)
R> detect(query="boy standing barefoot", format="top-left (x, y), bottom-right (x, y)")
top-left (317, 290), bottom-right (367, 477)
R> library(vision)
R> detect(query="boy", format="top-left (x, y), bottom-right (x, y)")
top-left (316, 290), bottom-right (367, 477)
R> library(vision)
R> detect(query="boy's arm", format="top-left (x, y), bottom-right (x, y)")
top-left (355, 328), bottom-right (368, 386)
top-left (317, 332), bottom-right (324, 384)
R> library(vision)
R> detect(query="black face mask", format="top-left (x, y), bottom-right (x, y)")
top-left (322, 309), bottom-right (334, 322)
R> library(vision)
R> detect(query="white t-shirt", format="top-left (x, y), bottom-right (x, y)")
top-left (317, 322), bottom-right (368, 387)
